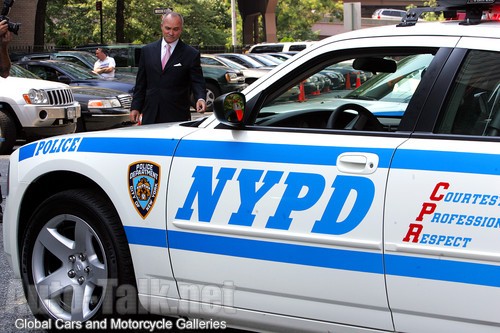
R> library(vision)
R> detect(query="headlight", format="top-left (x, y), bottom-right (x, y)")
top-left (88, 98), bottom-right (121, 109)
top-left (225, 72), bottom-right (240, 84)
top-left (23, 89), bottom-right (49, 105)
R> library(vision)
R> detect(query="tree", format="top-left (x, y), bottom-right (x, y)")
top-left (275, 0), bottom-right (342, 42)
top-left (34, 0), bottom-right (47, 51)
top-left (38, 0), bottom-right (339, 48)
top-left (116, 0), bottom-right (125, 43)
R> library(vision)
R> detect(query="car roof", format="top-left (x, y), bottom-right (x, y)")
top-left (313, 20), bottom-right (500, 45)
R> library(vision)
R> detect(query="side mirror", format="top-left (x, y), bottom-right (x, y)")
top-left (213, 92), bottom-right (246, 126)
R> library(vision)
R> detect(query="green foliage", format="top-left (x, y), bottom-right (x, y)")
top-left (45, 0), bottom-right (231, 47)
top-left (44, 0), bottom-right (343, 47)
top-left (422, 0), bottom-right (445, 21)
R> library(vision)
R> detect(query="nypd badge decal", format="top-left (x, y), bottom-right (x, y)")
top-left (128, 161), bottom-right (160, 219)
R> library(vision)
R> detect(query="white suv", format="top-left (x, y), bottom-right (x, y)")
top-left (0, 76), bottom-right (80, 154)
top-left (4, 2), bottom-right (500, 332)
top-left (371, 8), bottom-right (407, 20)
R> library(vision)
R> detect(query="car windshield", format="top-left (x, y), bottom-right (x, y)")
top-left (345, 54), bottom-right (434, 103)
top-left (249, 54), bottom-right (280, 67)
top-left (216, 57), bottom-right (248, 70)
top-left (55, 61), bottom-right (100, 80)
top-left (75, 52), bottom-right (98, 64)
top-left (10, 64), bottom-right (41, 79)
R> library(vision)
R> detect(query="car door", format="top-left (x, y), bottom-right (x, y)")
top-left (166, 38), bottom-right (452, 330)
top-left (385, 42), bottom-right (500, 332)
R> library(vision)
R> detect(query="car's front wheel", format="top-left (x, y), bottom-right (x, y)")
top-left (205, 82), bottom-right (220, 112)
top-left (0, 110), bottom-right (17, 155)
top-left (21, 189), bottom-right (137, 323)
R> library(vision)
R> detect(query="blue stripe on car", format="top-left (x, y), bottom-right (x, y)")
top-left (19, 138), bottom-right (500, 175)
top-left (123, 227), bottom-right (500, 288)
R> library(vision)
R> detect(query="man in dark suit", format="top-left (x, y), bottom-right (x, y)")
top-left (130, 10), bottom-right (206, 124)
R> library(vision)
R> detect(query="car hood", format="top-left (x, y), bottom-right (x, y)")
top-left (0, 76), bottom-right (71, 90)
top-left (70, 86), bottom-right (126, 98)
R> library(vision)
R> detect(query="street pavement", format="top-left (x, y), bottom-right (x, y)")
top-left (0, 152), bottom-right (46, 333)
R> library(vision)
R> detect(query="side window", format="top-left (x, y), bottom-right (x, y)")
top-left (255, 50), bottom-right (436, 132)
top-left (29, 66), bottom-right (50, 80)
top-left (435, 50), bottom-right (500, 136)
top-left (57, 56), bottom-right (82, 66)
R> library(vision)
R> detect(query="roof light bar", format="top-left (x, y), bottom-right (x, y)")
top-left (397, 0), bottom-right (497, 26)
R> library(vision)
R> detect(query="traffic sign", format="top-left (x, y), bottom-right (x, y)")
top-left (154, 8), bottom-right (172, 15)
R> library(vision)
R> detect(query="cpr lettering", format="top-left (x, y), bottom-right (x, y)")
top-left (176, 166), bottom-right (375, 235)
top-left (403, 182), bottom-right (449, 243)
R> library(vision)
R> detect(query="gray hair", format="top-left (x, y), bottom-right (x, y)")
top-left (161, 10), bottom-right (184, 26)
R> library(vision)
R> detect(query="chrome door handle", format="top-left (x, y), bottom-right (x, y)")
top-left (337, 153), bottom-right (379, 174)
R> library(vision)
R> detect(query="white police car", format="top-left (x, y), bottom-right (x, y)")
top-left (4, 2), bottom-right (500, 332)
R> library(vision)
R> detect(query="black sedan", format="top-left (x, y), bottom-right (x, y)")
top-left (10, 64), bottom-right (133, 132)
top-left (15, 59), bottom-right (135, 94)
top-left (70, 86), bottom-right (132, 132)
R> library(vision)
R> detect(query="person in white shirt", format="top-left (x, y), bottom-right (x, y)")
top-left (93, 48), bottom-right (116, 78)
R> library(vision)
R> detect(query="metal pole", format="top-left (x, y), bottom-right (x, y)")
top-left (231, 0), bottom-right (237, 50)
top-left (100, 6), bottom-right (104, 44)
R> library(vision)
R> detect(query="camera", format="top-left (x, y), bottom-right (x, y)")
top-left (0, 0), bottom-right (20, 35)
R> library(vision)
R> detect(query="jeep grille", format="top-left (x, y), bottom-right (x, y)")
top-left (46, 88), bottom-right (75, 105)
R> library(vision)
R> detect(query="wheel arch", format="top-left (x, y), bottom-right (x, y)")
top-left (0, 102), bottom-right (23, 133)
top-left (16, 171), bottom-right (121, 260)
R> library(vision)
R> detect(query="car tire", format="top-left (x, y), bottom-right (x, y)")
top-left (21, 189), bottom-right (137, 324)
top-left (0, 111), bottom-right (17, 155)
top-left (205, 82), bottom-right (220, 112)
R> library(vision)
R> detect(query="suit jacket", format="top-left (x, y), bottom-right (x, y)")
top-left (131, 39), bottom-right (206, 124)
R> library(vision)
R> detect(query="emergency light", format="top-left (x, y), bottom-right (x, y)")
top-left (398, 0), bottom-right (499, 26)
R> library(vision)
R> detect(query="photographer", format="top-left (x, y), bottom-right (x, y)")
top-left (0, 19), bottom-right (11, 78)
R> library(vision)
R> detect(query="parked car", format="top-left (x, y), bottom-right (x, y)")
top-left (248, 41), bottom-right (315, 53)
top-left (246, 53), bottom-right (282, 67)
top-left (201, 54), bottom-right (270, 85)
top-left (0, 67), bottom-right (80, 154)
top-left (215, 53), bottom-right (275, 70)
top-left (193, 65), bottom-right (247, 111)
top-left (16, 50), bottom-right (136, 80)
top-left (371, 8), bottom-right (407, 20)
top-left (70, 86), bottom-right (132, 132)
top-left (75, 43), bottom-right (144, 72)
top-left (10, 64), bottom-right (132, 132)
top-left (7, 2), bottom-right (500, 331)
top-left (16, 59), bottom-right (136, 94)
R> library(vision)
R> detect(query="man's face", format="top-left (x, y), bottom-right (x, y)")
top-left (95, 49), bottom-right (106, 60)
top-left (161, 14), bottom-right (182, 44)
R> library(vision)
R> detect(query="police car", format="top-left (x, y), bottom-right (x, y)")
top-left (4, 1), bottom-right (500, 332)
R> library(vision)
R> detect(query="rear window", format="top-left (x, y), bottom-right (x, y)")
top-left (250, 45), bottom-right (284, 53)
top-left (289, 44), bottom-right (308, 51)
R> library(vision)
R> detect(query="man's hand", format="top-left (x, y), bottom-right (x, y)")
top-left (0, 20), bottom-right (11, 78)
top-left (130, 109), bottom-right (141, 124)
top-left (0, 20), bottom-right (7, 36)
top-left (196, 99), bottom-right (206, 113)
